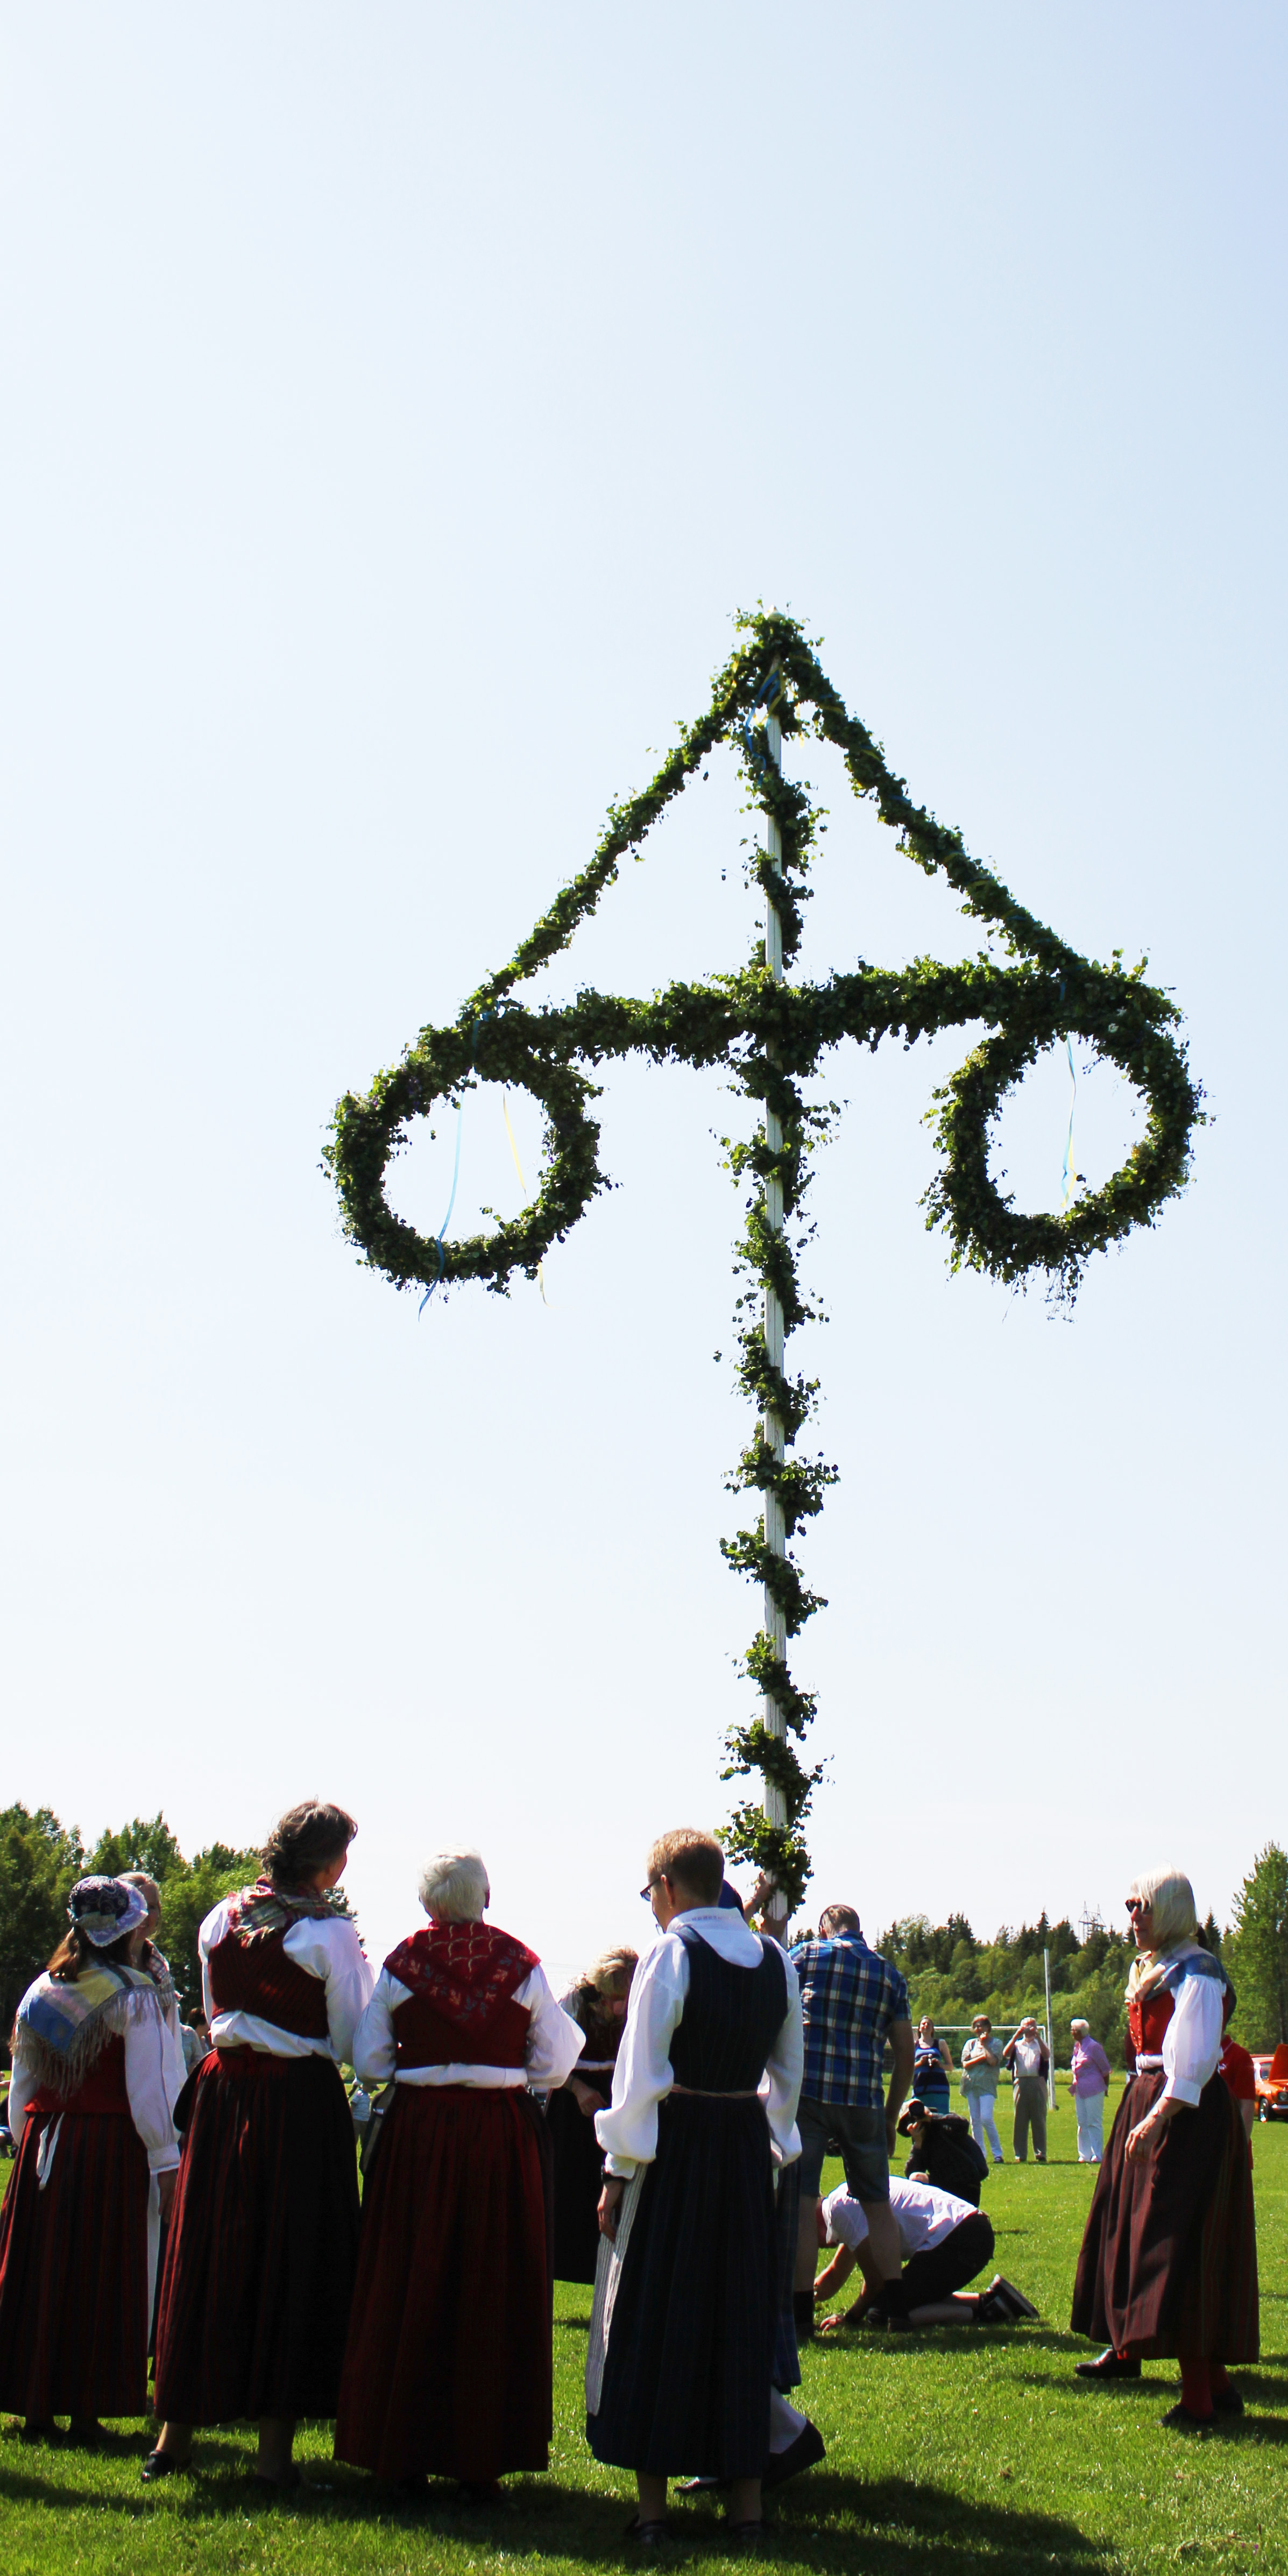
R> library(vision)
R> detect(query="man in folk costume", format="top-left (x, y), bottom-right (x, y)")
top-left (0, 1877), bottom-right (182, 2438)
top-left (147, 1800), bottom-right (371, 2492)
top-left (586, 1828), bottom-right (804, 2547)
top-left (334, 1848), bottom-right (584, 2502)
top-left (1071, 1866), bottom-right (1258, 2431)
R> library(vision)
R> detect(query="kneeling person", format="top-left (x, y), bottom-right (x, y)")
top-left (816, 2176), bottom-right (1036, 2329)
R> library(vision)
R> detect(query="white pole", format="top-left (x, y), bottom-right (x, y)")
top-left (1044, 1946), bottom-right (1056, 2111)
top-left (762, 704), bottom-right (788, 1923)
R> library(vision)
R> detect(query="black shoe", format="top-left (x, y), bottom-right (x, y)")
top-left (992, 2276), bottom-right (1039, 2322)
top-left (1160, 2403), bottom-right (1213, 2436)
top-left (1075, 2348), bottom-right (1141, 2380)
top-left (1211, 2384), bottom-right (1245, 2417)
top-left (140, 2447), bottom-right (191, 2481)
top-left (625, 2515), bottom-right (673, 2547)
top-left (792, 2290), bottom-right (815, 2341)
top-left (974, 2293), bottom-right (1009, 2325)
top-left (762, 2421), bottom-right (826, 2490)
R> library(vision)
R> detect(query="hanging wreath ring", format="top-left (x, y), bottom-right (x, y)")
top-left (325, 610), bottom-right (1202, 1906)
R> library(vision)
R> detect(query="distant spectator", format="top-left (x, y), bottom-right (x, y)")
top-left (912, 2018), bottom-right (953, 2117)
top-left (960, 2015), bottom-right (1004, 2165)
top-left (181, 2012), bottom-right (210, 2076)
top-left (897, 2101), bottom-right (987, 2206)
top-left (1218, 2032), bottom-right (1256, 2151)
top-left (119, 1871), bottom-right (189, 2102)
top-left (1002, 2019), bottom-right (1050, 2164)
top-left (789, 1905), bottom-right (914, 2334)
top-left (1070, 2020), bottom-right (1111, 2164)
top-left (813, 2177), bottom-right (1037, 2331)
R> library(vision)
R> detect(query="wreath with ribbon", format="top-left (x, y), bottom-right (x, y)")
top-left (325, 608), bottom-right (1202, 1907)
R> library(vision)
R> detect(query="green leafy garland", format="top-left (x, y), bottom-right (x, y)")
top-left (325, 610), bottom-right (1202, 1909)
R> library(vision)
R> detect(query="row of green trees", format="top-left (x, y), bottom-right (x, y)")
top-left (872, 1846), bottom-right (1288, 2064)
top-left (0, 1805), bottom-right (261, 2056)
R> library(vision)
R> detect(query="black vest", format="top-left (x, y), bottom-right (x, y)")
top-left (669, 1925), bottom-right (787, 2091)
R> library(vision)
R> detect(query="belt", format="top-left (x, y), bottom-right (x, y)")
top-left (670, 2083), bottom-right (759, 2099)
top-left (1133, 2054), bottom-right (1164, 2071)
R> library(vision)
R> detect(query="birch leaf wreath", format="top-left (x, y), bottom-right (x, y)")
top-left (325, 607), bottom-right (1201, 1910)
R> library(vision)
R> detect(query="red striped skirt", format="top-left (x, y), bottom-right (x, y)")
top-left (0, 2102), bottom-right (150, 2419)
top-left (334, 2083), bottom-right (552, 2482)
top-left (1071, 2066), bottom-right (1259, 2360)
top-left (154, 2047), bottom-right (358, 2423)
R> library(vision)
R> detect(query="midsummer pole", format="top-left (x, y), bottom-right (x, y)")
top-left (761, 692), bottom-right (789, 1934)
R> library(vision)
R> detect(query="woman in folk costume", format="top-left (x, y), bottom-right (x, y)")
top-left (147, 1800), bottom-right (371, 2492)
top-left (0, 1876), bottom-right (181, 2437)
top-left (334, 1849), bottom-right (583, 2502)
top-left (548, 1947), bottom-right (638, 2284)
top-left (587, 1828), bottom-right (804, 2546)
top-left (1071, 1866), bottom-right (1258, 2432)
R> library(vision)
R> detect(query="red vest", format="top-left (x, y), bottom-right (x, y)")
top-left (385, 1921), bottom-right (537, 2071)
top-left (207, 1924), bottom-right (330, 2040)
top-left (393, 1990), bottom-right (530, 2070)
top-left (1128, 1980), bottom-right (1234, 2059)
top-left (31, 2031), bottom-right (131, 2120)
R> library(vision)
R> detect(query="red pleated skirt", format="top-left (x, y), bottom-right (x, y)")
top-left (334, 2083), bottom-right (552, 2482)
top-left (154, 2046), bottom-right (359, 2423)
top-left (0, 2083), bottom-right (150, 2419)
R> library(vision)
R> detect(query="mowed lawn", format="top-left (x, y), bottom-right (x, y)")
top-left (2, 2085), bottom-right (1285, 2576)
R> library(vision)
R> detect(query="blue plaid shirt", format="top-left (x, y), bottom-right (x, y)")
top-left (789, 1934), bottom-right (910, 2106)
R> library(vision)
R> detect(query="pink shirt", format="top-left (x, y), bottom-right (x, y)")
top-left (1071, 2035), bottom-right (1110, 2096)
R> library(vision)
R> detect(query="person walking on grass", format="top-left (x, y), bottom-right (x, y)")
top-left (960, 2014), bottom-right (1004, 2165)
top-left (1070, 2019), bottom-right (1111, 2164)
top-left (788, 1904), bottom-right (914, 2336)
top-left (1002, 2018), bottom-right (1050, 2163)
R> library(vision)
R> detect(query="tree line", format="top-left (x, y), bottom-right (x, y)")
top-left (874, 1845), bottom-right (1288, 2063)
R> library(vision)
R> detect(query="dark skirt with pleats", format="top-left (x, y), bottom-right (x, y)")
top-left (153, 2047), bottom-right (359, 2422)
top-left (0, 2103), bottom-right (150, 2419)
top-left (587, 2092), bottom-right (776, 2480)
top-left (334, 2083), bottom-right (554, 2483)
top-left (549, 2082), bottom-right (607, 2284)
top-left (1071, 2067), bottom-right (1258, 2360)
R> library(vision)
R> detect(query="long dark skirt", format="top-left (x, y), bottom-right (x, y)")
top-left (549, 2082), bottom-right (606, 2284)
top-left (334, 2083), bottom-right (554, 2482)
top-left (587, 2094), bottom-right (776, 2480)
top-left (1071, 2067), bottom-right (1258, 2360)
top-left (771, 2157), bottom-right (802, 2393)
top-left (154, 2048), bottom-right (359, 2422)
top-left (0, 2106), bottom-right (150, 2419)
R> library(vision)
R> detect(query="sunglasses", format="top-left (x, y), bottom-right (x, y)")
top-left (1125, 1896), bottom-right (1148, 1914)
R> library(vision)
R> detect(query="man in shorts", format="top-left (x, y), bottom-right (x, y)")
top-left (789, 1905), bottom-right (914, 2333)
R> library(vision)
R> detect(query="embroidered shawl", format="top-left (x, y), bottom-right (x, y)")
top-left (225, 1878), bottom-right (347, 1945)
top-left (12, 1961), bottom-right (165, 2097)
top-left (386, 1922), bottom-right (539, 2034)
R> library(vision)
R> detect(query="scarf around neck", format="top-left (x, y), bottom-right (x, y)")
top-left (13, 1959), bottom-right (165, 2097)
top-left (1126, 1936), bottom-right (1216, 2005)
top-left (386, 1921), bottom-right (539, 2032)
top-left (227, 1878), bottom-right (344, 1944)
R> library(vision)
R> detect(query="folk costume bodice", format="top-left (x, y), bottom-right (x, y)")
top-left (29, 2030), bottom-right (131, 2120)
top-left (669, 1925), bottom-right (788, 2092)
top-left (200, 1881), bottom-right (371, 2063)
top-left (386, 1923), bottom-right (538, 2071)
top-left (208, 1917), bottom-right (331, 2041)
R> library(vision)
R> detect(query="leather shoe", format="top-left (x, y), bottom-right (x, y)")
top-left (1075, 2348), bottom-right (1141, 2380)
top-left (1211, 2384), bottom-right (1245, 2416)
top-left (1159, 2402), bottom-right (1213, 2435)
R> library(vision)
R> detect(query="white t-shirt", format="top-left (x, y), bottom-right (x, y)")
top-left (824, 2175), bottom-right (975, 2260)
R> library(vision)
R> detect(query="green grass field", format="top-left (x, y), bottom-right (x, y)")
top-left (3, 2088), bottom-right (1284, 2576)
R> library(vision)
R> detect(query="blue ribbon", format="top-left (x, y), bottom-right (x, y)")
top-left (417, 1011), bottom-right (496, 1313)
top-left (1060, 1037), bottom-right (1077, 1208)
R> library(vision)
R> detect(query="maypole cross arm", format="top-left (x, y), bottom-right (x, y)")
top-left (324, 608), bottom-right (1202, 1913)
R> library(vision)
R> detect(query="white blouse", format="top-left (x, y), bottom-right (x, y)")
top-left (200, 1902), bottom-right (373, 2064)
top-left (1145, 1970), bottom-right (1226, 2108)
top-left (8, 1987), bottom-right (182, 2174)
top-left (352, 1961), bottom-right (584, 2091)
top-left (595, 1907), bottom-right (804, 2182)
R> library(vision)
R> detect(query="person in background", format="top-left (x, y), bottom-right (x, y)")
top-left (1002, 2018), bottom-right (1050, 2163)
top-left (181, 2010), bottom-right (211, 2075)
top-left (119, 1869), bottom-right (188, 2099)
top-left (548, 1947), bottom-right (638, 2285)
top-left (147, 1799), bottom-right (372, 2492)
top-left (898, 2100), bottom-right (987, 2206)
top-left (813, 2175), bottom-right (1037, 2331)
top-left (789, 1904), bottom-right (914, 2336)
top-left (1071, 1866), bottom-right (1258, 2431)
top-left (335, 1848), bottom-right (584, 2502)
top-left (0, 1877), bottom-right (181, 2438)
top-left (960, 2015), bottom-right (1004, 2165)
top-left (586, 1827), bottom-right (804, 2546)
top-left (1217, 2029), bottom-right (1256, 2153)
top-left (1070, 2019), bottom-right (1111, 2164)
top-left (911, 2018), bottom-right (952, 2117)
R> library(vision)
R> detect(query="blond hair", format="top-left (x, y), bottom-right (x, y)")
top-left (645, 1828), bottom-right (724, 1907)
top-left (1126, 1865), bottom-right (1200, 2000)
top-left (588, 1946), bottom-right (638, 1998)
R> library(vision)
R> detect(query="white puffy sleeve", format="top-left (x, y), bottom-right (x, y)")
top-left (6, 2048), bottom-right (37, 2134)
top-left (520, 1968), bottom-right (586, 2090)
top-left (351, 1966), bottom-right (404, 2084)
top-left (124, 2005), bottom-right (182, 2173)
top-left (595, 1937), bottom-right (689, 2180)
top-left (760, 1941), bottom-right (804, 2167)
top-left (198, 1896), bottom-right (233, 2025)
top-left (1162, 1972), bottom-right (1225, 2106)
top-left (282, 1915), bottom-right (374, 2064)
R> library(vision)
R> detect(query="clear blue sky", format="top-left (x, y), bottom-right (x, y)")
top-left (2, 5), bottom-right (1284, 1977)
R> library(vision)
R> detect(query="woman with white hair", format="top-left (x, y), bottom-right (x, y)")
top-left (334, 1849), bottom-right (584, 2502)
top-left (1068, 2019), bottom-right (1110, 2163)
top-left (1070, 1867), bottom-right (1258, 2431)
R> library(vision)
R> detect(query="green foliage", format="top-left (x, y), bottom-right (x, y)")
top-left (1226, 1842), bottom-right (1288, 2050)
top-left (877, 1912), bottom-right (1135, 2063)
top-left (325, 609), bottom-right (1202, 1910)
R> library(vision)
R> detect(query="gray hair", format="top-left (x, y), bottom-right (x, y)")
top-left (417, 1849), bottom-right (489, 1922)
top-left (1070, 2018), bottom-right (1091, 2035)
